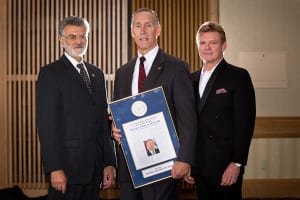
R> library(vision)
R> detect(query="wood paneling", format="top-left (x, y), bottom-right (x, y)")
top-left (2, 0), bottom-right (128, 191)
top-left (243, 179), bottom-right (300, 198)
top-left (254, 117), bottom-right (300, 138)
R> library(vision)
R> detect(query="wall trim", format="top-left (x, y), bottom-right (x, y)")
top-left (243, 179), bottom-right (300, 198)
top-left (254, 117), bottom-right (300, 138)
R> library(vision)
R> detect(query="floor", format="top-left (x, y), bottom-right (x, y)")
top-left (1, 186), bottom-right (299, 200)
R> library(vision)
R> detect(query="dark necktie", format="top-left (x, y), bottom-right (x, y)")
top-left (138, 56), bottom-right (146, 93)
top-left (77, 63), bottom-right (92, 94)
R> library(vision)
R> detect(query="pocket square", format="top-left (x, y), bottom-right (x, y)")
top-left (216, 88), bottom-right (228, 94)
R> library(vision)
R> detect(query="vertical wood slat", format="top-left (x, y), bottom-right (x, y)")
top-left (0, 0), bottom-right (8, 188)
top-left (27, 0), bottom-right (32, 185)
top-left (92, 0), bottom-right (96, 65)
top-left (36, 0), bottom-right (43, 188)
top-left (27, 0), bottom-right (33, 187)
top-left (5, 0), bottom-right (11, 188)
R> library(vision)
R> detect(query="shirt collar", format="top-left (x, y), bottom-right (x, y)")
top-left (64, 52), bottom-right (84, 67)
top-left (201, 58), bottom-right (223, 75)
top-left (137, 45), bottom-right (159, 65)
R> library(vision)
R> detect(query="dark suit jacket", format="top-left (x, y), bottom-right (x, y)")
top-left (146, 148), bottom-right (160, 156)
top-left (191, 59), bottom-right (256, 176)
top-left (36, 55), bottom-right (116, 184)
top-left (113, 49), bottom-right (197, 181)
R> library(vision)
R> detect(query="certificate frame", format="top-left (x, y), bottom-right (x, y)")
top-left (109, 87), bottom-right (179, 188)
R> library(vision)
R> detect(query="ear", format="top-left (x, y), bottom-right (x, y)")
top-left (59, 35), bottom-right (65, 48)
top-left (222, 41), bottom-right (227, 52)
top-left (59, 35), bottom-right (63, 44)
top-left (156, 25), bottom-right (161, 39)
top-left (131, 29), bottom-right (135, 38)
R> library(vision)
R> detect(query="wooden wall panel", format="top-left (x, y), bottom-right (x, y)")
top-left (254, 117), bottom-right (300, 138)
top-left (243, 179), bottom-right (300, 198)
top-left (3, 0), bottom-right (128, 192)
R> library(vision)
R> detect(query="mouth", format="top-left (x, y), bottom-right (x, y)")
top-left (139, 38), bottom-right (148, 41)
top-left (74, 45), bottom-right (84, 49)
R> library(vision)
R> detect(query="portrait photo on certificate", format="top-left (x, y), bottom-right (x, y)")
top-left (122, 112), bottom-right (177, 170)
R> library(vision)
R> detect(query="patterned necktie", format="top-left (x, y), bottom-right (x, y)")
top-left (138, 56), bottom-right (146, 93)
top-left (77, 63), bottom-right (92, 94)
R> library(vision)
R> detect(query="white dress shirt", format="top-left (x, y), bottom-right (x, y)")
top-left (198, 60), bottom-right (221, 98)
top-left (64, 52), bottom-right (90, 79)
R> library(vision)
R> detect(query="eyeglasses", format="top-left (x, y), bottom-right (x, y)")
top-left (62, 34), bottom-right (88, 41)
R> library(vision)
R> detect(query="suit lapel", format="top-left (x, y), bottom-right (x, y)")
top-left (198, 59), bottom-right (225, 112)
top-left (62, 55), bottom-right (92, 95)
top-left (143, 49), bottom-right (164, 90)
top-left (62, 55), bottom-right (82, 82)
top-left (124, 58), bottom-right (136, 95)
top-left (193, 70), bottom-right (201, 107)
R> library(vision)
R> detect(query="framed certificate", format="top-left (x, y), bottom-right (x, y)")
top-left (109, 87), bottom-right (179, 188)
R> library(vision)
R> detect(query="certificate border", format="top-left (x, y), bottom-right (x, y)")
top-left (109, 87), bottom-right (179, 188)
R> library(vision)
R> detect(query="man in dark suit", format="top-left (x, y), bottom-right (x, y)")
top-left (188, 21), bottom-right (256, 200)
top-left (111, 8), bottom-right (197, 200)
top-left (145, 139), bottom-right (160, 156)
top-left (36, 16), bottom-right (116, 200)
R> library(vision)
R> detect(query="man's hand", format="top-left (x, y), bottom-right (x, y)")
top-left (171, 161), bottom-right (190, 179)
top-left (102, 166), bottom-right (115, 189)
top-left (109, 115), bottom-right (122, 144)
top-left (50, 170), bottom-right (67, 194)
top-left (220, 162), bottom-right (240, 186)
top-left (183, 167), bottom-right (195, 184)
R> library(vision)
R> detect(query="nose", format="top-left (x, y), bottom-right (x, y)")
top-left (140, 25), bottom-right (146, 34)
top-left (75, 37), bottom-right (83, 42)
top-left (204, 43), bottom-right (211, 49)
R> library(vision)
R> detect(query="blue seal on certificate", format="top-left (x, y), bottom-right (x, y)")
top-left (109, 87), bottom-right (180, 188)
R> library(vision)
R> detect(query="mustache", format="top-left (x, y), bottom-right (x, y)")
top-left (73, 44), bottom-right (85, 48)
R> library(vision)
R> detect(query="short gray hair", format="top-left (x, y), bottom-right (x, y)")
top-left (59, 16), bottom-right (90, 36)
top-left (131, 8), bottom-right (160, 28)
